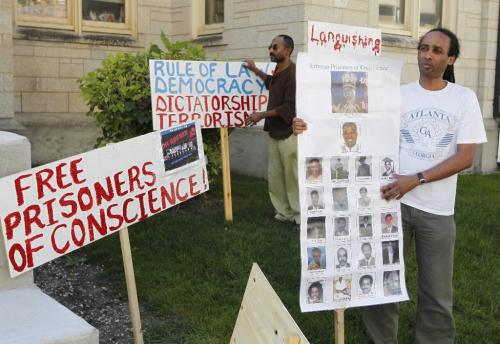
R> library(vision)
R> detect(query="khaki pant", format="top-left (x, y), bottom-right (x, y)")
top-left (267, 135), bottom-right (300, 223)
top-left (363, 203), bottom-right (456, 344)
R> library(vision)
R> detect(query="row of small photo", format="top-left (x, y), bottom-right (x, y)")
top-left (306, 212), bottom-right (399, 242)
top-left (305, 240), bottom-right (401, 274)
top-left (304, 185), bottom-right (396, 213)
top-left (304, 155), bottom-right (397, 185)
top-left (305, 269), bottom-right (403, 305)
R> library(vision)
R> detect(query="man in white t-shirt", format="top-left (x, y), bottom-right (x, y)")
top-left (292, 28), bottom-right (487, 344)
top-left (364, 28), bottom-right (487, 344)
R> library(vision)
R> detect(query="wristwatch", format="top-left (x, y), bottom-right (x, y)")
top-left (417, 172), bottom-right (426, 185)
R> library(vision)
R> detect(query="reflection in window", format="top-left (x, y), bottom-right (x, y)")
top-left (83, 0), bottom-right (125, 23)
top-left (420, 0), bottom-right (442, 30)
top-left (379, 0), bottom-right (406, 26)
top-left (17, 0), bottom-right (67, 18)
top-left (205, 0), bottom-right (224, 25)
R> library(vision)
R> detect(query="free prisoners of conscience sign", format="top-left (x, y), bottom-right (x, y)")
top-left (149, 60), bottom-right (275, 129)
top-left (296, 52), bottom-right (408, 311)
top-left (0, 122), bottom-right (208, 277)
top-left (308, 21), bottom-right (382, 56)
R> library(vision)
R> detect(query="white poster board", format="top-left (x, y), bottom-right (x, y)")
top-left (308, 21), bottom-right (382, 56)
top-left (150, 60), bottom-right (274, 129)
top-left (296, 52), bottom-right (409, 311)
top-left (0, 122), bottom-right (208, 277)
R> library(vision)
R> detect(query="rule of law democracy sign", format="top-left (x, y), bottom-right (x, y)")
top-left (0, 122), bottom-right (208, 277)
top-left (149, 60), bottom-right (274, 129)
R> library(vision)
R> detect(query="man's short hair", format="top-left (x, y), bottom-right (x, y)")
top-left (361, 243), bottom-right (372, 251)
top-left (385, 213), bottom-right (393, 220)
top-left (359, 187), bottom-right (367, 193)
top-left (278, 34), bottom-right (294, 54)
top-left (310, 190), bottom-right (319, 196)
top-left (312, 247), bottom-right (321, 255)
top-left (359, 274), bottom-right (373, 285)
top-left (308, 158), bottom-right (320, 164)
top-left (343, 122), bottom-right (357, 132)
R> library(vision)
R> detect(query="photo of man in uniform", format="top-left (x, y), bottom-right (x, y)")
top-left (331, 156), bottom-right (349, 181)
top-left (331, 71), bottom-right (368, 113)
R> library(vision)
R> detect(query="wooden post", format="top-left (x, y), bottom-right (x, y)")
top-left (220, 127), bottom-right (233, 221)
top-left (334, 309), bottom-right (345, 344)
top-left (119, 227), bottom-right (144, 344)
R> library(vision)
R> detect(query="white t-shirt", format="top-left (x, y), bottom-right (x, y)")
top-left (399, 81), bottom-right (487, 215)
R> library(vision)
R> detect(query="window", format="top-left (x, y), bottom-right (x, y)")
top-left (16, 0), bottom-right (136, 35)
top-left (195, 0), bottom-right (224, 36)
top-left (378, 0), bottom-right (451, 37)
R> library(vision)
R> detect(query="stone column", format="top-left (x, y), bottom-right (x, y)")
top-left (0, 0), bottom-right (22, 131)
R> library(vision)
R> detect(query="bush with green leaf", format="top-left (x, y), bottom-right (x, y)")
top-left (79, 32), bottom-right (221, 179)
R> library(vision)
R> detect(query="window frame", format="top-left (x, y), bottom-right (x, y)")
top-left (378, 0), bottom-right (454, 38)
top-left (14, 0), bottom-right (137, 36)
top-left (194, 0), bottom-right (224, 37)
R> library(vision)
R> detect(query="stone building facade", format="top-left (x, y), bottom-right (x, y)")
top-left (1, 0), bottom-right (498, 172)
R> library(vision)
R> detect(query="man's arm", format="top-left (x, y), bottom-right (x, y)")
top-left (381, 144), bottom-right (476, 200)
top-left (243, 59), bottom-right (268, 82)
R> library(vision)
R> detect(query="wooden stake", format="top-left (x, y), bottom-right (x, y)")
top-left (119, 227), bottom-right (144, 344)
top-left (334, 309), bottom-right (345, 344)
top-left (220, 127), bottom-right (233, 221)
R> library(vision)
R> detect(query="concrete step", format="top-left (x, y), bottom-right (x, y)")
top-left (0, 287), bottom-right (98, 344)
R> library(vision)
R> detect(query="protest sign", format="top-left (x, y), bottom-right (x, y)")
top-left (296, 52), bottom-right (408, 311)
top-left (150, 60), bottom-right (274, 129)
top-left (0, 122), bottom-right (208, 277)
top-left (308, 21), bottom-right (382, 56)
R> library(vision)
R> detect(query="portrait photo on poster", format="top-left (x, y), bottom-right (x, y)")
top-left (340, 121), bottom-right (361, 153)
top-left (333, 216), bottom-right (350, 237)
top-left (307, 279), bottom-right (326, 304)
top-left (307, 246), bottom-right (327, 271)
top-left (383, 270), bottom-right (402, 296)
top-left (357, 186), bottom-right (372, 209)
top-left (307, 216), bottom-right (326, 240)
top-left (358, 214), bottom-right (374, 238)
top-left (357, 273), bottom-right (375, 297)
top-left (335, 245), bottom-right (352, 271)
top-left (161, 122), bottom-right (200, 172)
top-left (332, 187), bottom-right (349, 211)
top-left (307, 187), bottom-right (325, 211)
top-left (358, 242), bottom-right (376, 268)
top-left (305, 157), bottom-right (323, 183)
top-left (355, 155), bottom-right (372, 180)
top-left (331, 71), bottom-right (368, 114)
top-left (380, 156), bottom-right (396, 178)
top-left (382, 240), bottom-right (400, 265)
top-left (333, 275), bottom-right (352, 301)
top-left (331, 156), bottom-right (350, 182)
top-left (381, 212), bottom-right (398, 234)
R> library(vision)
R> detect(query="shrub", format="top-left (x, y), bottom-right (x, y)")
top-left (79, 32), bottom-right (221, 179)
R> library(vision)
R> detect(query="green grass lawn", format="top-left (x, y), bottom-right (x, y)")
top-left (83, 173), bottom-right (500, 343)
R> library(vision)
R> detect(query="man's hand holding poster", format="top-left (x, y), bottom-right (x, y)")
top-left (0, 122), bottom-right (208, 277)
top-left (296, 52), bottom-right (409, 311)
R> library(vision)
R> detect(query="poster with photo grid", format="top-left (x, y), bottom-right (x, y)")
top-left (297, 52), bottom-right (409, 312)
